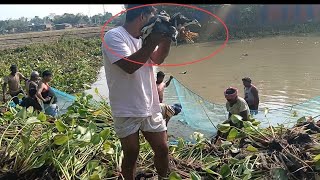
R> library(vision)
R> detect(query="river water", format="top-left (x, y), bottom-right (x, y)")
top-left (89, 35), bottom-right (320, 139)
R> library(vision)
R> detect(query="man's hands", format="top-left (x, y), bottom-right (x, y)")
top-left (44, 96), bottom-right (51, 103)
top-left (113, 32), bottom-right (172, 74)
top-left (147, 32), bottom-right (172, 65)
top-left (143, 33), bottom-right (171, 48)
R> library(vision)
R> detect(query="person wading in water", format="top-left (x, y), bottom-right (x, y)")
top-left (2, 65), bottom-right (28, 104)
top-left (156, 71), bottom-right (173, 103)
top-left (242, 77), bottom-right (259, 115)
top-left (212, 87), bottom-right (250, 143)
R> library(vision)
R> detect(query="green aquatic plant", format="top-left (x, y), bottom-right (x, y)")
top-left (1, 92), bottom-right (320, 179)
top-left (0, 37), bottom-right (102, 94)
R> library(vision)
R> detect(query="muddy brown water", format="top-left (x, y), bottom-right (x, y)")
top-left (89, 35), bottom-right (320, 139)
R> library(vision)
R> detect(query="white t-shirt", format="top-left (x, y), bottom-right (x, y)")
top-left (102, 26), bottom-right (161, 118)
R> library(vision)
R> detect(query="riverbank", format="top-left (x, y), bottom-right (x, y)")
top-left (1, 93), bottom-right (320, 179)
top-left (0, 37), bottom-right (102, 94)
top-left (1, 32), bottom-right (320, 179)
top-left (1, 33), bottom-right (320, 139)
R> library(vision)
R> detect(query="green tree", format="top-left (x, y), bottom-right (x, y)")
top-left (30, 16), bottom-right (44, 25)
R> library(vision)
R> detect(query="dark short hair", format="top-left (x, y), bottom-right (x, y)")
top-left (125, 4), bottom-right (157, 22)
top-left (42, 70), bottom-right (52, 77)
top-left (157, 71), bottom-right (165, 78)
top-left (10, 64), bottom-right (17, 70)
top-left (242, 77), bottom-right (252, 83)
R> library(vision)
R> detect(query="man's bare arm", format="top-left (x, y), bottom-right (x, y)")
top-left (2, 82), bottom-right (7, 101)
top-left (165, 76), bottom-right (173, 87)
top-left (251, 87), bottom-right (259, 107)
top-left (36, 83), bottom-right (46, 102)
top-left (18, 72), bottom-right (28, 81)
top-left (114, 44), bottom-right (158, 74)
top-left (114, 33), bottom-right (168, 74)
top-left (150, 38), bottom-right (171, 65)
top-left (239, 110), bottom-right (248, 121)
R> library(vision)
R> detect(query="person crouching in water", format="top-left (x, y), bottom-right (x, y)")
top-left (36, 70), bottom-right (58, 117)
top-left (213, 87), bottom-right (250, 143)
top-left (26, 71), bottom-right (40, 96)
top-left (20, 88), bottom-right (42, 112)
top-left (225, 87), bottom-right (250, 122)
top-left (160, 103), bottom-right (182, 126)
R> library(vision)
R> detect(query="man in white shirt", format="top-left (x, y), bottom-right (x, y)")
top-left (102, 4), bottom-right (172, 180)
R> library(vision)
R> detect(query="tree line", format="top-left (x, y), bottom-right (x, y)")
top-left (1, 5), bottom-right (319, 39)
top-left (0, 12), bottom-right (126, 34)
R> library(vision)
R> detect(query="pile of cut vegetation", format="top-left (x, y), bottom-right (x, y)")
top-left (1, 93), bottom-right (320, 179)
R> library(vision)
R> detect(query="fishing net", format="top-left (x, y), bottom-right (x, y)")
top-left (164, 78), bottom-right (227, 136)
top-left (164, 78), bottom-right (320, 136)
top-left (51, 87), bottom-right (76, 115)
top-left (52, 77), bottom-right (320, 137)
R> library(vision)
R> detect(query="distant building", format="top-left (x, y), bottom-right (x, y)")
top-left (28, 23), bottom-right (53, 32)
top-left (76, 24), bottom-right (87, 28)
top-left (44, 23), bottom-right (53, 31)
top-left (54, 23), bottom-right (73, 30)
top-left (9, 28), bottom-right (17, 33)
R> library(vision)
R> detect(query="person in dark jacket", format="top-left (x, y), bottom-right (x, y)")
top-left (20, 88), bottom-right (42, 112)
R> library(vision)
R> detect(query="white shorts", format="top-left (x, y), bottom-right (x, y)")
top-left (113, 113), bottom-right (167, 138)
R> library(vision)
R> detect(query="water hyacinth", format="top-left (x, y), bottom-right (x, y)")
top-left (1, 36), bottom-right (320, 179)
top-left (0, 37), bottom-right (103, 94)
top-left (1, 88), bottom-right (320, 179)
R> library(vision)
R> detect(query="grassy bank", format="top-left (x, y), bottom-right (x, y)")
top-left (0, 92), bottom-right (320, 179)
top-left (1, 30), bottom-right (320, 179)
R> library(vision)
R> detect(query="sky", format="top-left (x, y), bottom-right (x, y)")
top-left (0, 4), bottom-right (125, 20)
